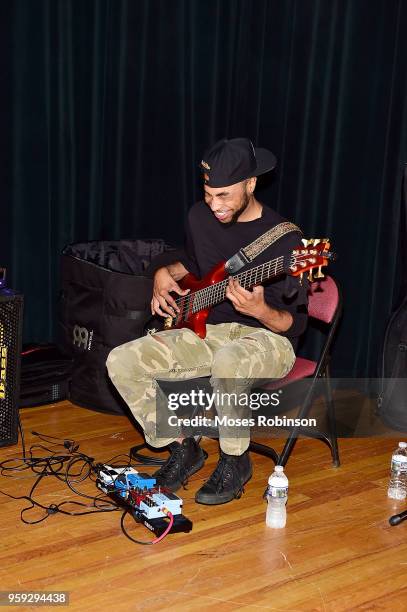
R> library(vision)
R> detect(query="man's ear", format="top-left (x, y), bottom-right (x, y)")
top-left (247, 176), bottom-right (257, 194)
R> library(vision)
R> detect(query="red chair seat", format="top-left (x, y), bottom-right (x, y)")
top-left (260, 357), bottom-right (317, 390)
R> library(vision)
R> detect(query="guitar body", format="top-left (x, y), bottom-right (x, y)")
top-left (173, 262), bottom-right (227, 338)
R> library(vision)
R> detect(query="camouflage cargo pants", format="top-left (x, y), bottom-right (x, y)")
top-left (106, 322), bottom-right (295, 455)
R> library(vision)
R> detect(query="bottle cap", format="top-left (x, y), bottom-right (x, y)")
top-left (275, 465), bottom-right (284, 473)
top-left (399, 442), bottom-right (407, 448)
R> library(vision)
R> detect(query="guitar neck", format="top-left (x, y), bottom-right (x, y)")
top-left (188, 254), bottom-right (287, 313)
top-left (170, 240), bottom-right (333, 326)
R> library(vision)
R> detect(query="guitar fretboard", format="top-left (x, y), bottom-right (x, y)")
top-left (175, 254), bottom-right (290, 320)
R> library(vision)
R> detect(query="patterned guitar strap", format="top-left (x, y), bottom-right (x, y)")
top-left (225, 222), bottom-right (302, 274)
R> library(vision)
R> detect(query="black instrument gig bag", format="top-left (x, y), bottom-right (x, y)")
top-left (377, 164), bottom-right (407, 432)
top-left (378, 295), bottom-right (407, 432)
top-left (59, 239), bottom-right (179, 415)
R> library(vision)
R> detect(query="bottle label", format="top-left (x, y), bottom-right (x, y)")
top-left (269, 486), bottom-right (288, 498)
top-left (392, 455), bottom-right (407, 472)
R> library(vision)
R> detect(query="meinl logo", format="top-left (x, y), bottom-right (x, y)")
top-left (72, 325), bottom-right (93, 350)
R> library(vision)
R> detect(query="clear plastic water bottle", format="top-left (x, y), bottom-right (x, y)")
top-left (266, 465), bottom-right (288, 528)
top-left (388, 442), bottom-right (407, 500)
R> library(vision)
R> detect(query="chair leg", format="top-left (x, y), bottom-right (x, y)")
top-left (278, 384), bottom-right (316, 466)
top-left (324, 366), bottom-right (340, 467)
top-left (249, 441), bottom-right (279, 465)
top-left (278, 434), bottom-right (298, 467)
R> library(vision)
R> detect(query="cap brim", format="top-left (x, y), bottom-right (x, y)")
top-left (253, 147), bottom-right (277, 176)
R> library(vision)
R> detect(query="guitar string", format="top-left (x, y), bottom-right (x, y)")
top-left (188, 253), bottom-right (308, 314)
top-left (189, 256), bottom-right (317, 318)
top-left (174, 254), bottom-right (313, 321)
top-left (193, 258), bottom-right (283, 312)
top-left (185, 258), bottom-right (285, 316)
top-left (172, 252), bottom-right (321, 322)
top-left (174, 259), bottom-right (283, 321)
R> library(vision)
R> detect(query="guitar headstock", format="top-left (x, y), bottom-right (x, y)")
top-left (290, 238), bottom-right (335, 282)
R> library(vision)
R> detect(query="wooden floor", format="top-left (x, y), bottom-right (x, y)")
top-left (0, 401), bottom-right (406, 611)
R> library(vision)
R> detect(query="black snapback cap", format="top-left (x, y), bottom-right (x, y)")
top-left (199, 137), bottom-right (277, 188)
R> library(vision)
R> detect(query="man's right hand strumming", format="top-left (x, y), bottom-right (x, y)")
top-left (151, 263), bottom-right (190, 318)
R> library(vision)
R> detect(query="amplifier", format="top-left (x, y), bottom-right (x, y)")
top-left (0, 282), bottom-right (24, 447)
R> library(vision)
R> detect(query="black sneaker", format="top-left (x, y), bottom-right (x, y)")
top-left (153, 437), bottom-right (206, 492)
top-left (195, 451), bottom-right (252, 505)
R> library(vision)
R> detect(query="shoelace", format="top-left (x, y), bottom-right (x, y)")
top-left (206, 455), bottom-right (240, 494)
top-left (156, 446), bottom-right (190, 486)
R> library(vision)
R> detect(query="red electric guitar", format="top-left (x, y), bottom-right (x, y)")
top-left (164, 239), bottom-right (335, 339)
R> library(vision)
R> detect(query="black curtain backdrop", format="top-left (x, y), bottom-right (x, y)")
top-left (1, 0), bottom-right (407, 377)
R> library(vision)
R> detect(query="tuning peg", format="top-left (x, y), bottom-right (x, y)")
top-left (314, 266), bottom-right (325, 279)
top-left (312, 238), bottom-right (321, 246)
top-left (299, 272), bottom-right (304, 284)
top-left (301, 239), bottom-right (310, 247)
top-left (307, 270), bottom-right (314, 282)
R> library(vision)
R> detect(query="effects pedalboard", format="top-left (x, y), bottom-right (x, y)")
top-left (95, 464), bottom-right (192, 536)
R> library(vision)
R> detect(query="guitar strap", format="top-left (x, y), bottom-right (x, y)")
top-left (225, 221), bottom-right (302, 274)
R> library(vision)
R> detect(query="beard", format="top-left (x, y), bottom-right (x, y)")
top-left (227, 190), bottom-right (251, 225)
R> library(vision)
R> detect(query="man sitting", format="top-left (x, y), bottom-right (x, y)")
top-left (107, 137), bottom-right (307, 505)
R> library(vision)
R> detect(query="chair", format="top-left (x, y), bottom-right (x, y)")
top-left (134, 275), bottom-right (342, 470)
top-left (249, 275), bottom-right (343, 467)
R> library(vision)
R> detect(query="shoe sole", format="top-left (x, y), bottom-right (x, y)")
top-left (195, 467), bottom-right (253, 505)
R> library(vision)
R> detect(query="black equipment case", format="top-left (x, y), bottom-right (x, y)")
top-left (0, 288), bottom-right (23, 446)
top-left (59, 239), bottom-right (179, 415)
top-left (20, 344), bottom-right (73, 408)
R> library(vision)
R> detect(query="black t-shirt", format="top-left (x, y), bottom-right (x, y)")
top-left (179, 201), bottom-right (308, 351)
